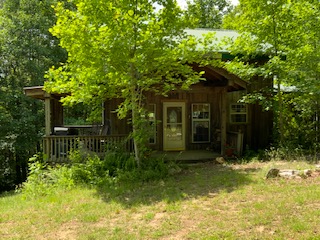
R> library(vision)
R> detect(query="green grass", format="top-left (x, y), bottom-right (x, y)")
top-left (1, 160), bottom-right (320, 239)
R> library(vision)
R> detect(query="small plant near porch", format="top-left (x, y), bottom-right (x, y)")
top-left (21, 148), bottom-right (175, 198)
top-left (45, 0), bottom-right (221, 166)
top-left (225, 143), bottom-right (238, 158)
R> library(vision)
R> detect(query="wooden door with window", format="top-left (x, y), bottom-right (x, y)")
top-left (163, 102), bottom-right (185, 151)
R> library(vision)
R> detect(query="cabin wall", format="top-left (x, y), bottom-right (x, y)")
top-left (248, 75), bottom-right (273, 150)
top-left (105, 83), bottom-right (226, 151)
top-left (51, 98), bottom-right (63, 127)
top-left (107, 98), bottom-right (131, 135)
top-left (146, 85), bottom-right (225, 151)
top-left (227, 76), bottom-right (273, 151)
top-left (227, 90), bottom-right (248, 146)
top-left (104, 76), bottom-right (273, 152)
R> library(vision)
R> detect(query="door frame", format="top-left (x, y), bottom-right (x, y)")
top-left (163, 102), bottom-right (186, 151)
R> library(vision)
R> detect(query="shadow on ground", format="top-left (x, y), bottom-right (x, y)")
top-left (95, 162), bottom-right (259, 208)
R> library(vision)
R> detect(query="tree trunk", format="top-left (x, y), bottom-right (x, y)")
top-left (276, 76), bottom-right (284, 145)
top-left (131, 99), bottom-right (141, 168)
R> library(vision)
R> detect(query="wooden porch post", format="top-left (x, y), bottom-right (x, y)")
top-left (221, 88), bottom-right (227, 156)
top-left (44, 94), bottom-right (52, 135)
top-left (44, 93), bottom-right (51, 157)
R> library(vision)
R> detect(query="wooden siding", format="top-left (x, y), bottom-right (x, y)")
top-left (51, 98), bottom-right (63, 128)
top-left (146, 84), bottom-right (225, 151)
top-left (248, 75), bottom-right (273, 150)
top-left (107, 98), bottom-right (131, 135)
top-left (227, 75), bottom-right (273, 150)
top-left (44, 80), bottom-right (271, 154)
top-left (105, 83), bottom-right (227, 151)
top-left (101, 83), bottom-right (251, 152)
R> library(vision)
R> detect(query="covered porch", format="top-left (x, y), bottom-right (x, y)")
top-left (23, 86), bottom-right (134, 162)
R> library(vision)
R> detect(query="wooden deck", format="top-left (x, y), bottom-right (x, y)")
top-left (43, 135), bottom-right (225, 163)
top-left (43, 134), bottom-right (133, 162)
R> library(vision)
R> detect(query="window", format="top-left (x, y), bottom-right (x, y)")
top-left (148, 104), bottom-right (156, 144)
top-left (63, 103), bottom-right (102, 125)
top-left (230, 103), bottom-right (247, 123)
top-left (192, 104), bottom-right (210, 142)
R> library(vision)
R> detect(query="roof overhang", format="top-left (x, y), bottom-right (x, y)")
top-left (192, 65), bottom-right (247, 92)
top-left (24, 86), bottom-right (48, 99)
top-left (210, 66), bottom-right (247, 91)
top-left (24, 86), bottom-right (66, 100)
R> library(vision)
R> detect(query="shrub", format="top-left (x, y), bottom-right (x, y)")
top-left (21, 149), bottom-right (178, 197)
top-left (69, 151), bottom-right (115, 186)
top-left (21, 154), bottom-right (74, 197)
top-left (69, 150), bottom-right (172, 185)
top-left (103, 152), bottom-right (136, 177)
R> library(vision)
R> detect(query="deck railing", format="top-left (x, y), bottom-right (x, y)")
top-left (43, 134), bottom-right (132, 162)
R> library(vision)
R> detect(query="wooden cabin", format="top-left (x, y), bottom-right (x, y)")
top-left (23, 30), bottom-right (273, 162)
top-left (24, 66), bottom-right (272, 162)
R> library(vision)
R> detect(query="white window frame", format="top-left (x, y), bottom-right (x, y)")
top-left (192, 103), bottom-right (210, 143)
top-left (230, 103), bottom-right (248, 124)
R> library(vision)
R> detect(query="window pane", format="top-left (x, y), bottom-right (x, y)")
top-left (192, 104), bottom-right (210, 119)
top-left (167, 107), bottom-right (182, 123)
top-left (231, 114), bottom-right (246, 123)
top-left (64, 103), bottom-right (102, 125)
top-left (148, 104), bottom-right (155, 121)
top-left (192, 104), bottom-right (210, 142)
top-left (231, 104), bottom-right (246, 113)
top-left (149, 121), bottom-right (156, 144)
top-left (193, 121), bottom-right (209, 142)
top-left (230, 104), bottom-right (247, 123)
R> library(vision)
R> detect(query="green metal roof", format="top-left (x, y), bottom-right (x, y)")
top-left (185, 29), bottom-right (238, 41)
top-left (185, 28), bottom-right (238, 53)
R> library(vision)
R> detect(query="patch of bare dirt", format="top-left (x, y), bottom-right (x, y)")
top-left (0, 222), bottom-right (18, 238)
top-left (160, 215), bottom-right (199, 240)
top-left (40, 221), bottom-right (80, 240)
top-left (310, 170), bottom-right (320, 178)
top-left (147, 212), bottom-right (165, 229)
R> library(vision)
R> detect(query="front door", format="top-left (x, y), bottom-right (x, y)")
top-left (163, 102), bottom-right (185, 151)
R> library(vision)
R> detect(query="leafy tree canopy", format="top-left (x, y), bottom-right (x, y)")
top-left (187, 0), bottom-right (232, 29)
top-left (222, 0), bottom-right (320, 146)
top-left (45, 0), bottom-right (218, 164)
top-left (0, 0), bottom-right (66, 188)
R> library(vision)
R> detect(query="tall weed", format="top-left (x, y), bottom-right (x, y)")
top-left (21, 154), bottom-right (74, 197)
top-left (265, 146), bottom-right (314, 161)
top-left (21, 149), bottom-right (177, 197)
top-left (69, 150), bottom-right (172, 184)
top-left (68, 151), bottom-right (115, 186)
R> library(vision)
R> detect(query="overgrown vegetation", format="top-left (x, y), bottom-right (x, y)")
top-left (223, 0), bottom-right (320, 149)
top-left (20, 147), bottom-right (176, 198)
top-left (242, 145), bottom-right (320, 164)
top-left (0, 0), bottom-right (66, 191)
